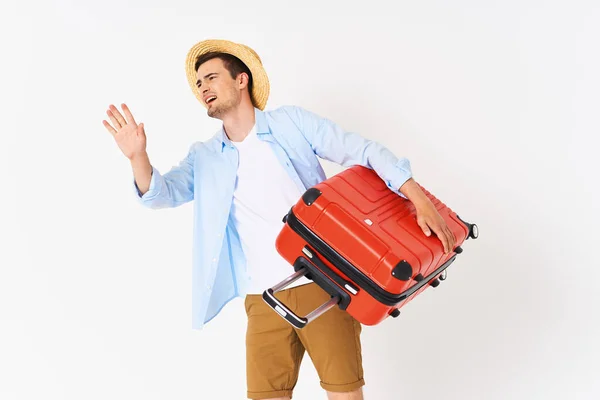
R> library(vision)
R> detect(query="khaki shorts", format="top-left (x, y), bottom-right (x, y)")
top-left (245, 282), bottom-right (364, 400)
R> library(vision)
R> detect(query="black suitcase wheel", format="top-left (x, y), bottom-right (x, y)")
top-left (456, 215), bottom-right (479, 240)
top-left (430, 278), bottom-right (440, 288)
top-left (439, 270), bottom-right (447, 281)
top-left (470, 224), bottom-right (479, 239)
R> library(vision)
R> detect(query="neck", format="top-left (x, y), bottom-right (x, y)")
top-left (221, 102), bottom-right (256, 142)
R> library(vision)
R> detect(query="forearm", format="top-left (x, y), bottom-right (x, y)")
top-left (399, 178), bottom-right (431, 210)
top-left (130, 152), bottom-right (153, 195)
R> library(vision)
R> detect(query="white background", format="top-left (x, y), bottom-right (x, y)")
top-left (1, 1), bottom-right (598, 399)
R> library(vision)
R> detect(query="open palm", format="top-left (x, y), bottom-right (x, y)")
top-left (102, 103), bottom-right (146, 160)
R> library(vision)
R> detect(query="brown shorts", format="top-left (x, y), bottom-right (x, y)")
top-left (245, 282), bottom-right (364, 400)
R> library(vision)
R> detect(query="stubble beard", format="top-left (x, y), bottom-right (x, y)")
top-left (207, 91), bottom-right (239, 119)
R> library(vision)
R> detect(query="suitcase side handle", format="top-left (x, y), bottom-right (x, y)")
top-left (263, 267), bottom-right (340, 329)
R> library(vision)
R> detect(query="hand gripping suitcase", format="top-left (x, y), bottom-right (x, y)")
top-left (262, 165), bottom-right (478, 329)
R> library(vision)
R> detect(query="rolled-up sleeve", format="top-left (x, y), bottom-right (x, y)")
top-left (285, 106), bottom-right (413, 198)
top-left (132, 143), bottom-right (196, 208)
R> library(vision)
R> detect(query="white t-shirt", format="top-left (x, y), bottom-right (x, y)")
top-left (230, 125), bottom-right (312, 294)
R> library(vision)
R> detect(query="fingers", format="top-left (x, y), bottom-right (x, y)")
top-left (439, 225), bottom-right (456, 254)
top-left (446, 226), bottom-right (457, 250)
top-left (432, 225), bottom-right (450, 254)
top-left (418, 210), bottom-right (457, 254)
top-left (121, 103), bottom-right (137, 126)
top-left (417, 218), bottom-right (432, 237)
top-left (107, 108), bottom-right (122, 130)
top-left (109, 104), bottom-right (127, 127)
top-left (102, 120), bottom-right (117, 135)
top-left (105, 103), bottom-right (135, 134)
top-left (427, 221), bottom-right (454, 254)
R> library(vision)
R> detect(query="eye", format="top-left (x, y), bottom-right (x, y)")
top-left (210, 76), bottom-right (216, 80)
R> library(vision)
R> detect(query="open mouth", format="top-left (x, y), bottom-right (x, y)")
top-left (205, 96), bottom-right (217, 105)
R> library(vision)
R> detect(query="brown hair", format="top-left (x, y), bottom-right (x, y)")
top-left (195, 52), bottom-right (253, 96)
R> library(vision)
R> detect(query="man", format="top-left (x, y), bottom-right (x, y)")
top-left (102, 39), bottom-right (456, 400)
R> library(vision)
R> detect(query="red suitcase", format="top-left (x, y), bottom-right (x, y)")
top-left (262, 165), bottom-right (478, 328)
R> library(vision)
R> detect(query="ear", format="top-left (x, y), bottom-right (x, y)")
top-left (237, 72), bottom-right (249, 90)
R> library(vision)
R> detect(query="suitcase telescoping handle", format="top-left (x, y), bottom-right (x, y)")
top-left (262, 267), bottom-right (340, 329)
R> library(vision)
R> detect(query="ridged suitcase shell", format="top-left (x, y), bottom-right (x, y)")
top-left (273, 165), bottom-right (477, 326)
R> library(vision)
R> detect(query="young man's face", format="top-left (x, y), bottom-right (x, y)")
top-left (195, 57), bottom-right (241, 119)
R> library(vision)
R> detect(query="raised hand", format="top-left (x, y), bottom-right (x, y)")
top-left (102, 103), bottom-right (147, 160)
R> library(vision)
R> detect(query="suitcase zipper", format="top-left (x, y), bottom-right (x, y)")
top-left (286, 209), bottom-right (456, 306)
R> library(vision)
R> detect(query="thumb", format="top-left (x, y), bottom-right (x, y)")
top-left (418, 220), bottom-right (431, 237)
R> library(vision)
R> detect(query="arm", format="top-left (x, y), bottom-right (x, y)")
top-left (402, 177), bottom-right (457, 253)
top-left (131, 151), bottom-right (153, 195)
top-left (101, 103), bottom-right (195, 209)
top-left (399, 178), bottom-right (431, 209)
top-left (285, 106), bottom-right (412, 198)
top-left (286, 106), bottom-right (456, 253)
top-left (133, 144), bottom-right (196, 209)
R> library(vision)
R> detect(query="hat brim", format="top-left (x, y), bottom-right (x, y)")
top-left (185, 39), bottom-right (270, 111)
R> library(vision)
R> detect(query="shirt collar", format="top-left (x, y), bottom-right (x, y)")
top-left (218, 107), bottom-right (270, 152)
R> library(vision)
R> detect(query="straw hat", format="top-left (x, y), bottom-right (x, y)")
top-left (185, 39), bottom-right (270, 110)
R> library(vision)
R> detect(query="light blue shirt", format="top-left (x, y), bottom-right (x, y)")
top-left (133, 105), bottom-right (412, 330)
